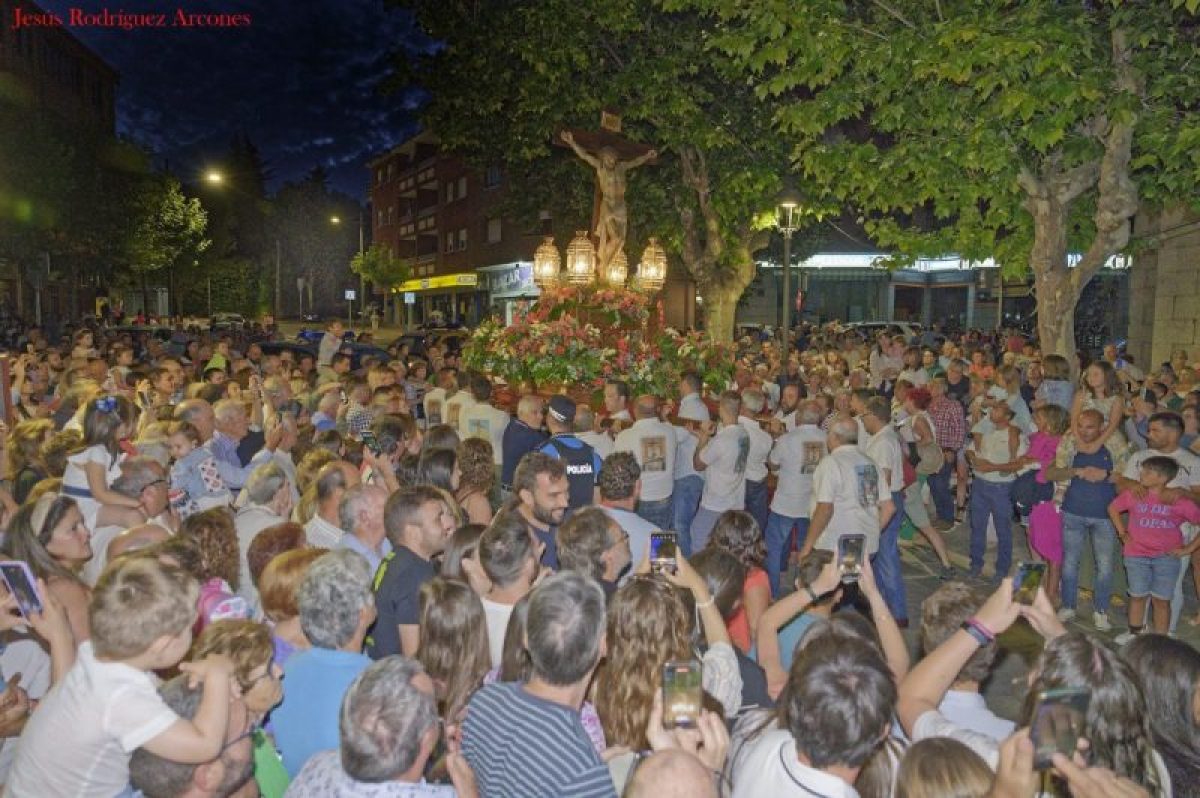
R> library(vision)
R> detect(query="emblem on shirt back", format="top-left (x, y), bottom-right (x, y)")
top-left (641, 436), bottom-right (667, 472)
top-left (856, 464), bottom-right (880, 507)
top-left (801, 442), bottom-right (824, 475)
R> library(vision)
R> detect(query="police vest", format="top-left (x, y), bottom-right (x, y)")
top-left (542, 434), bottom-right (597, 509)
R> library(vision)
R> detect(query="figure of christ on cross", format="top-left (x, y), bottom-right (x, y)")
top-left (560, 122), bottom-right (657, 276)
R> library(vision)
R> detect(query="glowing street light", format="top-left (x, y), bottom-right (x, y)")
top-left (205, 171), bottom-right (224, 185)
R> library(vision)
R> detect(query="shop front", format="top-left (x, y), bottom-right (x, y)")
top-left (478, 261), bottom-right (539, 325)
top-left (394, 273), bottom-right (484, 328)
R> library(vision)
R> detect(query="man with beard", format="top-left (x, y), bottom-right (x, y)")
top-left (512, 451), bottom-right (570, 569)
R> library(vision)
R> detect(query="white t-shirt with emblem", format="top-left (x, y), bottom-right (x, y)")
top-left (614, 418), bottom-right (677, 502)
top-left (699, 424), bottom-right (749, 513)
top-left (811, 444), bottom-right (889, 553)
top-left (769, 424), bottom-right (827, 518)
top-left (460, 402), bottom-right (511, 465)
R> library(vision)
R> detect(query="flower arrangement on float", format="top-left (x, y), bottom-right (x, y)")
top-left (462, 284), bottom-right (734, 403)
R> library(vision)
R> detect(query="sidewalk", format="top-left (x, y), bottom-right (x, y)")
top-left (896, 515), bottom-right (1200, 720)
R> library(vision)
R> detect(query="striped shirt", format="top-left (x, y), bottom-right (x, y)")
top-left (462, 682), bottom-right (616, 798)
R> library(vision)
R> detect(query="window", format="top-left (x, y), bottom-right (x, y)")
top-left (387, 163), bottom-right (395, 181)
top-left (445, 232), bottom-right (455, 253)
top-left (484, 165), bottom-right (502, 188)
top-left (457, 228), bottom-right (468, 251)
top-left (445, 181), bottom-right (456, 203)
top-left (457, 176), bottom-right (468, 199)
top-left (387, 206), bottom-right (395, 224)
top-left (377, 210), bottom-right (385, 226)
top-left (486, 218), bottom-right (502, 244)
top-left (377, 169), bottom-right (384, 185)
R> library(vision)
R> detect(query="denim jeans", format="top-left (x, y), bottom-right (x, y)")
top-left (871, 490), bottom-right (908, 622)
top-left (1060, 511), bottom-right (1117, 613)
top-left (637, 496), bottom-right (674, 533)
top-left (969, 480), bottom-right (1014, 579)
top-left (927, 455), bottom-right (956, 523)
top-left (744, 478), bottom-right (770, 535)
top-left (764, 512), bottom-right (810, 598)
top-left (690, 506), bottom-right (722, 553)
top-left (672, 475), bottom-right (703, 557)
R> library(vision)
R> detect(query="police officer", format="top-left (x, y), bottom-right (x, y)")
top-left (538, 395), bottom-right (602, 513)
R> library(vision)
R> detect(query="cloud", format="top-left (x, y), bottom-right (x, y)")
top-left (39, 0), bottom-right (430, 198)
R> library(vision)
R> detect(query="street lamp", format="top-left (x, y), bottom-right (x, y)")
top-left (205, 171), bottom-right (223, 185)
top-left (533, 236), bottom-right (561, 289)
top-left (776, 185), bottom-right (804, 354)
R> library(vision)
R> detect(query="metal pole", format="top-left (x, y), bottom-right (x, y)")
top-left (206, 276), bottom-right (212, 318)
top-left (996, 273), bottom-right (1004, 332)
top-left (781, 232), bottom-right (792, 357)
top-left (275, 238), bottom-right (282, 322)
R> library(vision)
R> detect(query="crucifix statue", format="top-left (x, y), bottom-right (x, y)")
top-left (559, 111), bottom-right (657, 276)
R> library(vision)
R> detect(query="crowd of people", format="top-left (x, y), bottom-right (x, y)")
top-left (0, 316), bottom-right (1194, 797)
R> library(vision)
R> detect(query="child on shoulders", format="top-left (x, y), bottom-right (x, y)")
top-left (7, 556), bottom-right (234, 796)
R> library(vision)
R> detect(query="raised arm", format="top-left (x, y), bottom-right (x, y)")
top-left (560, 131), bottom-right (601, 169)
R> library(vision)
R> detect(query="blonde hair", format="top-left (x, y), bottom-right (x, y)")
top-left (259, 547), bottom-right (328, 623)
top-left (5, 419), bottom-right (53, 480)
top-left (192, 619), bottom-right (274, 692)
top-left (90, 557), bottom-right (199, 660)
top-left (595, 577), bottom-right (694, 749)
top-left (895, 737), bottom-right (993, 798)
top-left (1033, 403), bottom-right (1070, 437)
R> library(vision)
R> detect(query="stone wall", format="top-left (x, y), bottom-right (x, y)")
top-left (1127, 207), bottom-right (1200, 370)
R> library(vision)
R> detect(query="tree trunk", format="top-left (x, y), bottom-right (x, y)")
top-left (702, 282), bottom-right (741, 344)
top-left (141, 270), bottom-right (149, 316)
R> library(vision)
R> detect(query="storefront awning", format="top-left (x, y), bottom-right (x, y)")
top-left (393, 273), bottom-right (479, 293)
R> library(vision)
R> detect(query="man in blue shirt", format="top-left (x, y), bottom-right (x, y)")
top-left (501, 394), bottom-right (548, 493)
top-left (1047, 408), bottom-right (1119, 630)
top-left (273, 550), bottom-right (376, 777)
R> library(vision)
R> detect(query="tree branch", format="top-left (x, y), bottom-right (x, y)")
top-left (1052, 161), bottom-right (1100, 204)
top-left (1016, 166), bottom-right (1043, 197)
top-left (872, 0), bottom-right (917, 29)
top-left (934, 0), bottom-right (944, 23)
top-left (1071, 28), bottom-right (1141, 289)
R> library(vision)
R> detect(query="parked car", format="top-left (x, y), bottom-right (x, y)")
top-left (391, 328), bottom-right (470, 358)
top-left (210, 312), bottom-right (246, 331)
top-left (839, 321), bottom-right (924, 343)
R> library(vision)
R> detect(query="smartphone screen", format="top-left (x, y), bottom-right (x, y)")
top-left (838, 534), bottom-right (866, 583)
top-left (662, 659), bottom-right (703, 729)
top-left (1012, 562), bottom-right (1047, 605)
top-left (649, 532), bottom-right (677, 575)
top-left (0, 562), bottom-right (43, 619)
top-left (1030, 687), bottom-right (1091, 770)
top-left (360, 430), bottom-right (382, 455)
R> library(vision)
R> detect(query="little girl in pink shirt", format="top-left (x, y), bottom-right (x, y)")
top-left (1019, 404), bottom-right (1070, 604)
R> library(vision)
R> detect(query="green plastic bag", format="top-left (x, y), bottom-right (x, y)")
top-left (253, 729), bottom-right (290, 798)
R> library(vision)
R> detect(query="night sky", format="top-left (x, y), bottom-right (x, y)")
top-left (35, 0), bottom-right (429, 199)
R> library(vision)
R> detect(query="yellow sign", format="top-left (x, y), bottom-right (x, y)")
top-left (394, 273), bottom-right (479, 293)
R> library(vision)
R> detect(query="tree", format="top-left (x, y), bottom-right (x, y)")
top-left (271, 167), bottom-right (360, 318)
top-left (392, 0), bottom-right (797, 342)
top-left (127, 177), bottom-right (210, 313)
top-left (680, 0), bottom-right (1200, 361)
top-left (351, 244), bottom-right (411, 323)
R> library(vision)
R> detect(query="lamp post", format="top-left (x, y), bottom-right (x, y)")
top-left (206, 169), bottom-right (283, 322)
top-left (776, 186), bottom-right (803, 355)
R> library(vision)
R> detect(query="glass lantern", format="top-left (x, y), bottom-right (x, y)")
top-left (605, 249), bottom-right (628, 287)
top-left (565, 230), bottom-right (597, 285)
top-left (532, 236), bottom-right (561, 289)
top-left (637, 236), bottom-right (667, 292)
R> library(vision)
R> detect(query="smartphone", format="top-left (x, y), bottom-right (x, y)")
top-left (1012, 562), bottom-right (1047, 605)
top-left (837, 534), bottom-right (866, 583)
top-left (1030, 687), bottom-right (1091, 770)
top-left (661, 659), bottom-right (703, 729)
top-left (649, 532), bottom-right (678, 576)
top-left (360, 430), bottom-right (382, 456)
top-left (0, 561), bottom-right (43, 620)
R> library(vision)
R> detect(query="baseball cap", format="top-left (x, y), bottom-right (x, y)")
top-left (548, 395), bottom-right (577, 424)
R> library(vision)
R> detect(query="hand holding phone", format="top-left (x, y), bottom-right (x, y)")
top-left (661, 659), bottom-right (703, 729)
top-left (1012, 562), bottom-right (1047, 605)
top-left (837, 534), bottom-right (866, 583)
top-left (650, 532), bottom-right (678, 576)
top-left (1030, 687), bottom-right (1090, 770)
top-left (0, 562), bottom-right (43, 620)
top-left (360, 430), bottom-right (383, 456)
